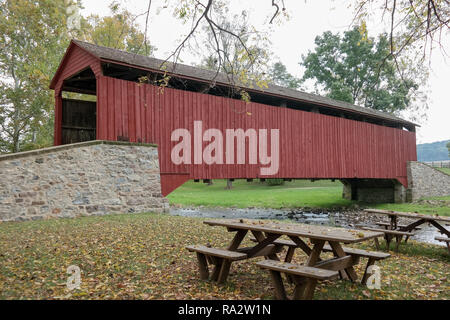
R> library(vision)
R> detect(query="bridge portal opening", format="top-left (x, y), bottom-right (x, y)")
top-left (60, 67), bottom-right (97, 145)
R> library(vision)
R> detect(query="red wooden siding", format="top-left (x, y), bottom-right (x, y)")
top-left (52, 43), bottom-right (102, 146)
top-left (52, 44), bottom-right (101, 88)
top-left (97, 77), bottom-right (417, 196)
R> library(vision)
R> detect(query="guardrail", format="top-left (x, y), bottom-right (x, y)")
top-left (424, 161), bottom-right (450, 168)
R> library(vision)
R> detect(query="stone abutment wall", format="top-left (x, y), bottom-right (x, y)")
top-left (407, 162), bottom-right (450, 201)
top-left (342, 162), bottom-right (450, 204)
top-left (0, 141), bottom-right (169, 222)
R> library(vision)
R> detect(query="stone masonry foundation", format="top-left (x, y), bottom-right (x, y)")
top-left (342, 161), bottom-right (450, 204)
top-left (0, 141), bottom-right (169, 222)
top-left (341, 179), bottom-right (400, 203)
top-left (407, 161), bottom-right (450, 201)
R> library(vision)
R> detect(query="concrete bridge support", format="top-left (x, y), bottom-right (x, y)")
top-left (342, 162), bottom-right (450, 204)
top-left (341, 179), bottom-right (407, 204)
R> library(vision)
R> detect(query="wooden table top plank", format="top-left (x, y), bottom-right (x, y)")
top-left (204, 219), bottom-right (383, 244)
top-left (364, 209), bottom-right (450, 223)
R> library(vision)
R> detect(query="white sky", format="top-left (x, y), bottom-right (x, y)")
top-left (80, 0), bottom-right (450, 144)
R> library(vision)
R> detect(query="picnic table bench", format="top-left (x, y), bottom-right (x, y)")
top-left (375, 222), bottom-right (421, 243)
top-left (256, 260), bottom-right (339, 300)
top-left (364, 209), bottom-right (450, 236)
top-left (359, 226), bottom-right (415, 251)
top-left (186, 245), bottom-right (248, 283)
top-left (250, 237), bottom-right (390, 283)
top-left (376, 222), bottom-right (422, 231)
top-left (187, 219), bottom-right (386, 300)
top-left (435, 236), bottom-right (450, 254)
top-left (364, 209), bottom-right (450, 251)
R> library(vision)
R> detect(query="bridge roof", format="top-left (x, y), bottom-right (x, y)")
top-left (70, 40), bottom-right (417, 128)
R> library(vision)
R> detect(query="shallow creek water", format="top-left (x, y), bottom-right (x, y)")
top-left (170, 207), bottom-right (447, 247)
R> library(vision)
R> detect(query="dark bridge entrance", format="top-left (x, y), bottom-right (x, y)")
top-left (61, 99), bottom-right (96, 145)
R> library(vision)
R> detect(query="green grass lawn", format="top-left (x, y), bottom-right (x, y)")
top-left (370, 200), bottom-right (450, 216)
top-left (437, 168), bottom-right (450, 175)
top-left (168, 180), bottom-right (450, 216)
top-left (168, 180), bottom-right (351, 209)
top-left (0, 213), bottom-right (448, 300)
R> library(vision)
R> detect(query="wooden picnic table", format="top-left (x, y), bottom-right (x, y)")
top-left (201, 219), bottom-right (384, 298)
top-left (364, 209), bottom-right (450, 238)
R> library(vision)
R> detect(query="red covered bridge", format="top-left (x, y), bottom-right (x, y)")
top-left (50, 40), bottom-right (418, 202)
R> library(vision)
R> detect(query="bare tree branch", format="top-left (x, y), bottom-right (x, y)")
top-left (159, 0), bottom-right (213, 71)
top-left (144, 0), bottom-right (152, 56)
top-left (352, 0), bottom-right (449, 63)
top-left (270, 0), bottom-right (280, 24)
top-left (269, 0), bottom-right (286, 24)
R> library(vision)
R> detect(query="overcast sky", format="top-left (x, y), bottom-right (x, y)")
top-left (80, 0), bottom-right (449, 144)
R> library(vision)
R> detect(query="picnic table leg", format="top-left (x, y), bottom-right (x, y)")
top-left (301, 240), bottom-right (325, 299)
top-left (196, 253), bottom-right (210, 280)
top-left (402, 219), bottom-right (426, 233)
top-left (328, 241), bottom-right (358, 282)
top-left (288, 236), bottom-right (313, 256)
top-left (206, 230), bottom-right (249, 284)
top-left (303, 279), bottom-right (318, 300)
top-left (362, 257), bottom-right (376, 285)
top-left (292, 276), bottom-right (308, 300)
top-left (386, 235), bottom-right (392, 251)
top-left (338, 268), bottom-right (349, 280)
top-left (374, 237), bottom-right (380, 250)
top-left (390, 215), bottom-right (398, 230)
top-left (286, 236), bottom-right (327, 280)
top-left (228, 230), bottom-right (248, 251)
top-left (210, 231), bottom-right (249, 284)
top-left (400, 219), bottom-right (428, 245)
top-left (251, 231), bottom-right (281, 260)
top-left (306, 240), bottom-right (325, 266)
top-left (285, 247), bottom-right (296, 263)
top-left (269, 270), bottom-right (288, 300)
top-left (429, 220), bottom-right (450, 237)
top-left (218, 260), bottom-right (232, 284)
top-left (395, 235), bottom-right (402, 251)
top-left (251, 230), bottom-right (266, 243)
top-left (211, 259), bottom-right (223, 282)
top-left (284, 247), bottom-right (296, 285)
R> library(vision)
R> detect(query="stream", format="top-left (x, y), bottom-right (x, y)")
top-left (170, 207), bottom-right (447, 247)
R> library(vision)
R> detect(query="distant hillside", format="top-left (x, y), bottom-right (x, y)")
top-left (417, 140), bottom-right (450, 162)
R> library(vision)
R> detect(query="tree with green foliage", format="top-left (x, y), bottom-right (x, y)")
top-left (0, 0), bottom-right (80, 153)
top-left (197, 7), bottom-right (271, 100)
top-left (138, 0), bottom-right (446, 96)
top-left (447, 142), bottom-right (450, 158)
top-left (350, 0), bottom-right (449, 65)
top-left (301, 27), bottom-right (428, 115)
top-left (269, 62), bottom-right (301, 89)
top-left (82, 2), bottom-right (155, 56)
top-left (1, 0), bottom-right (443, 153)
top-left (0, 1), bottom-right (157, 154)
